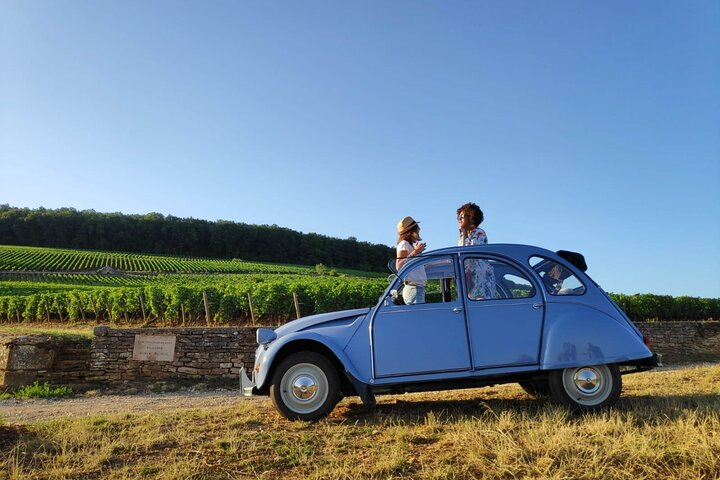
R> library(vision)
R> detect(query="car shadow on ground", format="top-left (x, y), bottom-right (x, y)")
top-left (618, 393), bottom-right (720, 412)
top-left (331, 395), bottom-right (546, 424)
top-left (330, 392), bottom-right (720, 425)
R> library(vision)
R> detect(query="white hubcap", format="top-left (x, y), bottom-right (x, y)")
top-left (281, 363), bottom-right (328, 414)
top-left (562, 365), bottom-right (612, 406)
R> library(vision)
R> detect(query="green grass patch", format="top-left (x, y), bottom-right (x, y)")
top-left (0, 381), bottom-right (73, 400)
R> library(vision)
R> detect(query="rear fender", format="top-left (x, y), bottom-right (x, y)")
top-left (541, 305), bottom-right (652, 370)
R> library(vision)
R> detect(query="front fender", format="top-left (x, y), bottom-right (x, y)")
top-left (541, 304), bottom-right (653, 370)
top-left (254, 331), bottom-right (363, 391)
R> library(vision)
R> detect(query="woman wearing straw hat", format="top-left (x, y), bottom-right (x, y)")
top-left (396, 216), bottom-right (427, 304)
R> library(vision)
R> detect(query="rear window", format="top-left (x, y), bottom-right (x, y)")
top-left (529, 256), bottom-right (585, 296)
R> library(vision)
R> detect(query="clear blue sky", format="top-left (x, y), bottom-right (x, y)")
top-left (1, 1), bottom-right (718, 297)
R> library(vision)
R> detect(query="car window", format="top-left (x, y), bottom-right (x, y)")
top-left (395, 256), bottom-right (458, 305)
top-left (462, 258), bottom-right (536, 300)
top-left (529, 256), bottom-right (586, 296)
top-left (502, 272), bottom-right (535, 298)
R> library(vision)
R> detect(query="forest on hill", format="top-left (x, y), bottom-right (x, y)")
top-left (0, 205), bottom-right (394, 272)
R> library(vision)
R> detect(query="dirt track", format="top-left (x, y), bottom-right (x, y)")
top-left (2, 363), bottom-right (715, 425)
top-left (0, 389), bottom-right (263, 424)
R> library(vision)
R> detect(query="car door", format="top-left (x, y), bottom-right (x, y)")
top-left (372, 255), bottom-right (472, 378)
top-left (460, 254), bottom-right (545, 369)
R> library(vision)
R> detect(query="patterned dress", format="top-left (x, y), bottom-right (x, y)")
top-left (459, 228), bottom-right (495, 300)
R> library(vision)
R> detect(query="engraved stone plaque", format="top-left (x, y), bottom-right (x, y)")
top-left (132, 334), bottom-right (176, 362)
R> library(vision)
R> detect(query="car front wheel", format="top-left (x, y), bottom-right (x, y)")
top-left (270, 351), bottom-right (340, 421)
top-left (549, 364), bottom-right (621, 411)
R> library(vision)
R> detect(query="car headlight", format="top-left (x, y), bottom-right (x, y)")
top-left (256, 327), bottom-right (277, 345)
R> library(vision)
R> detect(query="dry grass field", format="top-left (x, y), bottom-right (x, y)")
top-left (1, 364), bottom-right (718, 480)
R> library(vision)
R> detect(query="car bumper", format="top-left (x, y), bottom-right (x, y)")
top-left (620, 352), bottom-right (662, 374)
top-left (641, 352), bottom-right (662, 368)
top-left (239, 367), bottom-right (256, 396)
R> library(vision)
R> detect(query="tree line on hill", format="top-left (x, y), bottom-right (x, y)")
top-left (0, 205), bottom-right (394, 272)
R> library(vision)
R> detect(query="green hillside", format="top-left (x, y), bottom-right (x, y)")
top-left (0, 205), bottom-right (395, 272)
top-left (0, 244), bottom-right (330, 275)
top-left (0, 245), bottom-right (390, 325)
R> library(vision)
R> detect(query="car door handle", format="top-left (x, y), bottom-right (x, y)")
top-left (452, 307), bottom-right (463, 313)
top-left (532, 303), bottom-right (543, 309)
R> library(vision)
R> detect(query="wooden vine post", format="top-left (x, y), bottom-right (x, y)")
top-left (247, 292), bottom-right (256, 325)
top-left (202, 290), bottom-right (211, 326)
top-left (139, 293), bottom-right (147, 323)
top-left (293, 292), bottom-right (302, 319)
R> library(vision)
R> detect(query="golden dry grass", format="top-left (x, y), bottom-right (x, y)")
top-left (0, 323), bottom-right (94, 338)
top-left (1, 364), bottom-right (718, 479)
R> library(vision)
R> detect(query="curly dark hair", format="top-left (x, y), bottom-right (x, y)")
top-left (456, 202), bottom-right (484, 226)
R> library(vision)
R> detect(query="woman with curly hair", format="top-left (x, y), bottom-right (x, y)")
top-left (457, 202), bottom-right (495, 300)
top-left (457, 202), bottom-right (487, 247)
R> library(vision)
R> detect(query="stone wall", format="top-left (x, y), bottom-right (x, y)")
top-left (0, 335), bottom-right (91, 387)
top-left (2, 321), bottom-right (719, 389)
top-left (37, 337), bottom-right (92, 385)
top-left (635, 321), bottom-right (720, 363)
top-left (88, 326), bottom-right (256, 382)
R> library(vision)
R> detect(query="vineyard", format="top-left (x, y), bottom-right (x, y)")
top-left (0, 245), bottom-right (718, 326)
top-left (0, 276), bottom-right (389, 325)
top-left (0, 245), bottom-right (390, 325)
top-left (0, 245), bottom-right (369, 275)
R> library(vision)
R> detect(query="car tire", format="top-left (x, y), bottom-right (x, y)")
top-left (519, 379), bottom-right (551, 398)
top-left (270, 351), bottom-right (340, 421)
top-left (548, 364), bottom-right (621, 412)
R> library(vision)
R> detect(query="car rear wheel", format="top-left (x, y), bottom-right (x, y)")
top-left (270, 351), bottom-right (340, 421)
top-left (549, 364), bottom-right (621, 411)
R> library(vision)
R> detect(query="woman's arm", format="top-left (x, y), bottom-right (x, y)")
top-left (396, 242), bottom-right (425, 270)
top-left (396, 249), bottom-right (410, 270)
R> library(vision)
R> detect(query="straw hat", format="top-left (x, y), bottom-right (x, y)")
top-left (396, 216), bottom-right (420, 235)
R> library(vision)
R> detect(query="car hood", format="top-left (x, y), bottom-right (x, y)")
top-left (273, 308), bottom-right (370, 337)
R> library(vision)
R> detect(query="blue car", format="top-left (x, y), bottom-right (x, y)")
top-left (240, 244), bottom-right (660, 421)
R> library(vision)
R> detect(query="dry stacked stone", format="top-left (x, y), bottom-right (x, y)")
top-left (89, 326), bottom-right (257, 382)
top-left (635, 321), bottom-right (720, 363)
